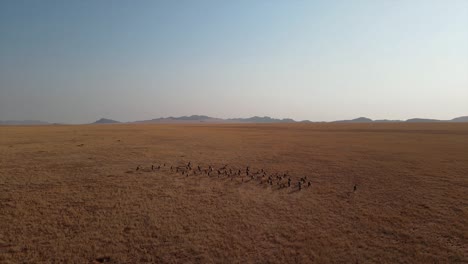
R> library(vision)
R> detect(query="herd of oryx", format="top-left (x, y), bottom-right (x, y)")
top-left (134, 161), bottom-right (321, 191)
top-left (134, 161), bottom-right (359, 192)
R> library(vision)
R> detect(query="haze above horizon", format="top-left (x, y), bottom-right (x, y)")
top-left (1, 0), bottom-right (467, 124)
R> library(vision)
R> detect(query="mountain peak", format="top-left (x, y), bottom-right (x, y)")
top-left (333, 117), bottom-right (373, 123)
top-left (451, 116), bottom-right (468, 122)
top-left (93, 118), bottom-right (120, 124)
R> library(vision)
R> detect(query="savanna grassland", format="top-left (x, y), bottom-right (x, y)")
top-left (1, 123), bottom-right (467, 263)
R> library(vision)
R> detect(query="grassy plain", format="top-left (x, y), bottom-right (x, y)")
top-left (1, 123), bottom-right (467, 263)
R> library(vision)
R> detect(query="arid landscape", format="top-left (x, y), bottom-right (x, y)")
top-left (1, 123), bottom-right (467, 263)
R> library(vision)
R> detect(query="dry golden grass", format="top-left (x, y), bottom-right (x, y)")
top-left (1, 123), bottom-right (467, 263)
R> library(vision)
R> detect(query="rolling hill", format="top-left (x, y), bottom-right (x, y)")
top-left (92, 118), bottom-right (121, 124)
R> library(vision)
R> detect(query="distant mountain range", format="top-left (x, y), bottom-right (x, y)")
top-left (132, 115), bottom-right (298, 124)
top-left (1, 115), bottom-right (467, 125)
top-left (128, 115), bottom-right (468, 124)
top-left (332, 116), bottom-right (468, 123)
top-left (0, 120), bottom-right (50, 125)
top-left (227, 116), bottom-right (296, 123)
top-left (133, 115), bottom-right (224, 124)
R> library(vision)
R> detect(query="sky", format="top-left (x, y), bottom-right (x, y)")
top-left (0, 0), bottom-right (467, 123)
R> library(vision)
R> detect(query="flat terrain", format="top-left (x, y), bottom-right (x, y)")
top-left (1, 123), bottom-right (467, 263)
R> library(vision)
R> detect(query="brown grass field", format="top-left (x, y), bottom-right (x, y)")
top-left (1, 123), bottom-right (467, 263)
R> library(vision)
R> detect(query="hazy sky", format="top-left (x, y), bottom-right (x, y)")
top-left (1, 0), bottom-right (467, 123)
